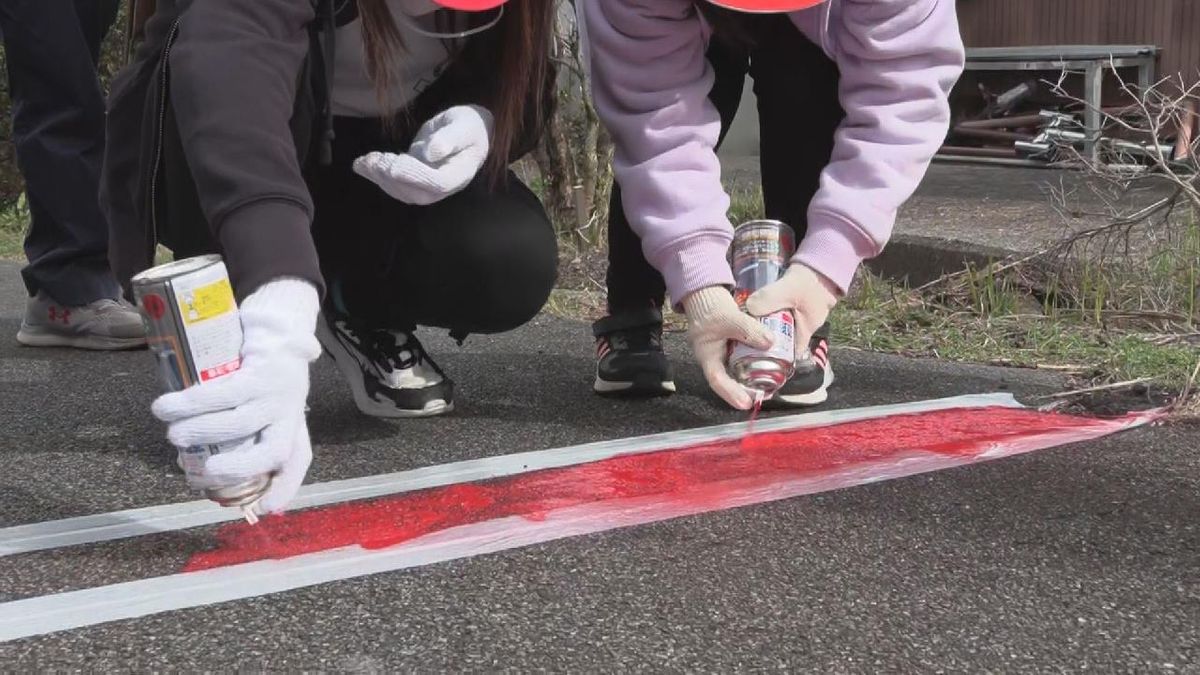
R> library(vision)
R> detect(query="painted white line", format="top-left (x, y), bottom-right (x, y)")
top-left (0, 407), bottom-right (1157, 643)
top-left (0, 393), bottom-right (1021, 557)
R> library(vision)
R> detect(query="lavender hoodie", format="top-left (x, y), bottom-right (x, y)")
top-left (578, 0), bottom-right (965, 304)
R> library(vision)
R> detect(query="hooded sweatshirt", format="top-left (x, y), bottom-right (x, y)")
top-left (578, 0), bottom-right (965, 305)
top-left (103, 0), bottom-right (553, 301)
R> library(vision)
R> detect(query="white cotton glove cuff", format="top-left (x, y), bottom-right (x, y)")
top-left (681, 287), bottom-right (774, 342)
top-left (681, 287), bottom-right (741, 330)
top-left (681, 286), bottom-right (775, 410)
top-left (237, 278), bottom-right (323, 364)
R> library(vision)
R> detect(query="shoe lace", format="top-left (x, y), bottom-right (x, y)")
top-left (91, 299), bottom-right (127, 312)
top-left (372, 329), bottom-right (421, 371)
top-left (607, 327), bottom-right (662, 353)
top-left (342, 322), bottom-right (422, 371)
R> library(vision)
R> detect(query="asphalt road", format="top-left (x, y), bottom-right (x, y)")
top-left (1, 262), bottom-right (1197, 671)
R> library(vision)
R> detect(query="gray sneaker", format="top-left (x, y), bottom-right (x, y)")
top-left (16, 292), bottom-right (147, 350)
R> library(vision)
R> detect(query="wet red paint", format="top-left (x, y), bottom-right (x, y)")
top-left (183, 406), bottom-right (1109, 572)
top-left (745, 397), bottom-right (764, 438)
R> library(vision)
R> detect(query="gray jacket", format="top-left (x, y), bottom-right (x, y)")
top-left (103, 0), bottom-right (328, 299)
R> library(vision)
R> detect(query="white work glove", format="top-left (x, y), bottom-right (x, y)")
top-left (681, 286), bottom-right (777, 411)
top-left (152, 279), bottom-right (322, 514)
top-left (352, 104), bottom-right (494, 206)
top-left (744, 264), bottom-right (841, 359)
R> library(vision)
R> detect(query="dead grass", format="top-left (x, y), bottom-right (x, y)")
top-left (842, 270), bottom-right (1199, 406)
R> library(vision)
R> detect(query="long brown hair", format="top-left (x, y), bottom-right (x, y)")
top-left (358, 1), bottom-right (555, 182)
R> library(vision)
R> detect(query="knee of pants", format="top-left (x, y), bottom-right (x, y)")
top-left (454, 207), bottom-right (558, 335)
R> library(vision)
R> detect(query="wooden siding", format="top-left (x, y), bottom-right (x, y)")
top-left (957, 0), bottom-right (1200, 85)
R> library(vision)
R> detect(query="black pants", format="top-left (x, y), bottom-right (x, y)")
top-left (310, 117), bottom-right (558, 339)
top-left (0, 0), bottom-right (122, 305)
top-left (606, 15), bottom-right (844, 316)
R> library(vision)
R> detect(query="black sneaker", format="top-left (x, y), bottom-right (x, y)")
top-left (592, 308), bottom-right (676, 397)
top-left (773, 328), bottom-right (834, 407)
top-left (316, 311), bottom-right (454, 418)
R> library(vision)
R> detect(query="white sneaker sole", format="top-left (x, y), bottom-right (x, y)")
top-left (773, 367), bottom-right (835, 407)
top-left (593, 376), bottom-right (677, 395)
top-left (16, 327), bottom-right (146, 351)
top-left (316, 320), bottom-right (452, 419)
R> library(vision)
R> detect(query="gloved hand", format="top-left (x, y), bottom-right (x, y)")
top-left (152, 279), bottom-right (322, 514)
top-left (681, 286), bottom-right (777, 411)
top-left (353, 104), bottom-right (494, 206)
top-left (744, 263), bottom-right (841, 359)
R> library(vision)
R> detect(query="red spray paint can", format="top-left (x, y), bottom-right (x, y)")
top-left (132, 255), bottom-right (269, 521)
top-left (727, 220), bottom-right (797, 398)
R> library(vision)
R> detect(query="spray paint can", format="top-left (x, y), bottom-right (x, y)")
top-left (131, 255), bottom-right (270, 518)
top-left (727, 220), bottom-right (797, 397)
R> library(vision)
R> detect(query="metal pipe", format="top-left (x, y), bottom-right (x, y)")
top-left (992, 81), bottom-right (1036, 114)
top-left (1014, 141), bottom-right (1051, 156)
top-left (953, 127), bottom-right (1035, 143)
top-left (932, 155), bottom-right (1058, 169)
top-left (1043, 128), bottom-right (1088, 143)
top-left (956, 113), bottom-right (1045, 129)
top-left (938, 145), bottom-right (1019, 158)
top-left (1039, 109), bottom-right (1076, 122)
top-left (1101, 138), bottom-right (1176, 158)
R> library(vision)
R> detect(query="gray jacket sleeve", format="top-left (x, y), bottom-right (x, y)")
top-left (167, 0), bottom-right (323, 299)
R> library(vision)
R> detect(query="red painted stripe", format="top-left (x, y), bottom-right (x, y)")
top-left (184, 406), bottom-right (1120, 573)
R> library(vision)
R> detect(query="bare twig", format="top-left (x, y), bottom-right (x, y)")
top-left (1035, 363), bottom-right (1093, 373)
top-left (1037, 377), bottom-right (1155, 400)
top-left (1145, 332), bottom-right (1200, 346)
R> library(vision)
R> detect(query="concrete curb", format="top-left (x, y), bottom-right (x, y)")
top-left (864, 234), bottom-right (1020, 287)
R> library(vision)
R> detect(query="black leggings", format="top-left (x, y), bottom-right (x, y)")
top-left (310, 117), bottom-right (558, 339)
top-left (605, 14), bottom-right (844, 316)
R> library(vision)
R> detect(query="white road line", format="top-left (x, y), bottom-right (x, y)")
top-left (0, 406), bottom-right (1157, 644)
top-left (0, 393), bottom-right (1021, 558)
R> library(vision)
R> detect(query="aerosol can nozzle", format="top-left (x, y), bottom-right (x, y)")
top-left (241, 505), bottom-right (260, 526)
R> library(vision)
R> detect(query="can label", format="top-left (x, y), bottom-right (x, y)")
top-left (173, 268), bottom-right (242, 383)
top-left (730, 222), bottom-right (794, 294)
top-left (727, 221), bottom-right (798, 394)
top-left (729, 310), bottom-right (795, 364)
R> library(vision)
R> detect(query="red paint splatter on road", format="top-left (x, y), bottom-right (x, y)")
top-left (183, 407), bottom-right (1112, 572)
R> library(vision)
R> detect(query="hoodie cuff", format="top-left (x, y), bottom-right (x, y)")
top-left (239, 278), bottom-right (322, 362)
top-left (792, 213), bottom-right (878, 295)
top-left (218, 200), bottom-right (325, 302)
top-left (650, 233), bottom-right (735, 310)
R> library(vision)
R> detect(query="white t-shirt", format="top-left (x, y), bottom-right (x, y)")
top-left (331, 0), bottom-right (458, 117)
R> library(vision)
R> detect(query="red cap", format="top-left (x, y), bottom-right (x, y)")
top-left (433, 0), bottom-right (825, 13)
top-left (432, 0), bottom-right (508, 10)
top-left (704, 0), bottom-right (826, 11)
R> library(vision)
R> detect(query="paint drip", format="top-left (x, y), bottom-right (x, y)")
top-left (744, 394), bottom-right (765, 442)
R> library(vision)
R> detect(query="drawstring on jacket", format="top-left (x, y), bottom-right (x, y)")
top-left (315, 0), bottom-right (337, 166)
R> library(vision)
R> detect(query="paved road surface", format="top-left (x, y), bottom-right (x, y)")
top-left (0, 263), bottom-right (1196, 670)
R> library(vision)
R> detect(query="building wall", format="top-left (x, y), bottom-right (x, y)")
top-left (957, 0), bottom-right (1200, 83)
top-left (714, 1), bottom-right (1200, 163)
